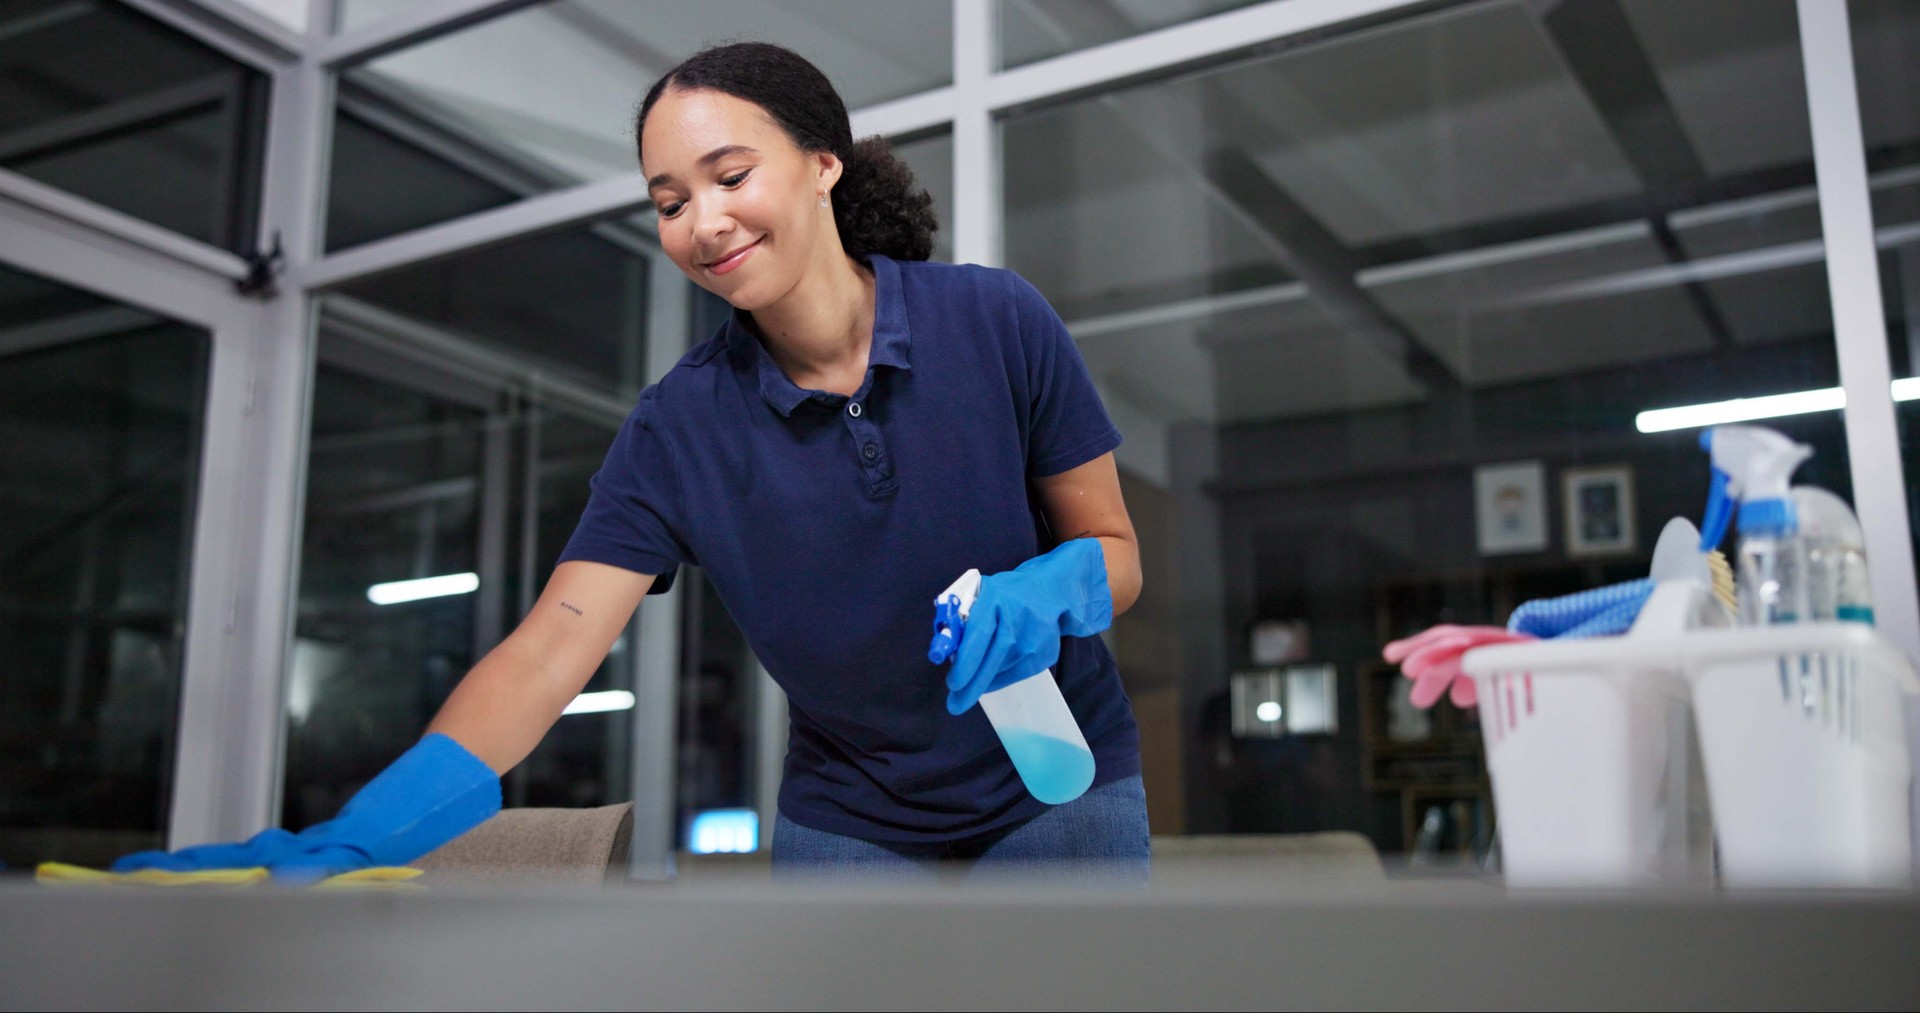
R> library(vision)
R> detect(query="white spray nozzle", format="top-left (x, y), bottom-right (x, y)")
top-left (935, 569), bottom-right (983, 620)
top-left (928, 569), bottom-right (983, 665)
top-left (1706, 424), bottom-right (1812, 536)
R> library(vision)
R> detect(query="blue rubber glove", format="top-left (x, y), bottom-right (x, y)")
top-left (111, 733), bottom-right (500, 884)
top-left (940, 539), bottom-right (1113, 716)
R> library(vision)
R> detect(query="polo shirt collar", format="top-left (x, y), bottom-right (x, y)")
top-left (726, 255), bottom-right (913, 418)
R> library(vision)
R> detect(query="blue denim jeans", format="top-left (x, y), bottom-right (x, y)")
top-left (772, 775), bottom-right (1151, 885)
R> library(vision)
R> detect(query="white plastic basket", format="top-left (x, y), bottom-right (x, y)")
top-left (1683, 622), bottom-right (1918, 888)
top-left (1462, 582), bottom-right (1720, 888)
top-left (1463, 581), bottom-right (1919, 889)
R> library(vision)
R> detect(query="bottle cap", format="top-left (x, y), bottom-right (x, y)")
top-left (1737, 497), bottom-right (1795, 535)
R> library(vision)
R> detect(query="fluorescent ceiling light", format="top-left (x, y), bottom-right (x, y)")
top-left (1637, 380), bottom-right (1920, 433)
top-left (1637, 388), bottom-right (1841, 433)
top-left (1255, 701), bottom-right (1282, 723)
top-left (366, 572), bottom-right (480, 605)
top-left (562, 690), bottom-right (635, 716)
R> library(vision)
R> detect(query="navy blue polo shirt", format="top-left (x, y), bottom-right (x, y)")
top-left (558, 254), bottom-right (1140, 843)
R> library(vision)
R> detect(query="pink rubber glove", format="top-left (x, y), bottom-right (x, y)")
top-left (1382, 625), bottom-right (1535, 709)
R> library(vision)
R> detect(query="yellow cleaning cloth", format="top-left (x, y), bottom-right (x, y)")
top-left (35, 862), bottom-right (423, 889)
top-left (310, 866), bottom-right (425, 890)
top-left (36, 863), bottom-right (269, 887)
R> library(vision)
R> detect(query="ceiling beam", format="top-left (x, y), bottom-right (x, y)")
top-left (1529, 0), bottom-right (1736, 348)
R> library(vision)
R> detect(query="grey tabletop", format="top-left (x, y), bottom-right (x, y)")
top-left (2, 877), bottom-right (1916, 1010)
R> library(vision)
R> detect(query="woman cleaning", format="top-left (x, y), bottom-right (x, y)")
top-left (116, 42), bottom-right (1148, 881)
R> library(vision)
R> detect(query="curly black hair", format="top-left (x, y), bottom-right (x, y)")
top-left (635, 42), bottom-right (938, 262)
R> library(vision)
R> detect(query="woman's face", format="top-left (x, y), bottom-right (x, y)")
top-left (642, 87), bottom-right (842, 312)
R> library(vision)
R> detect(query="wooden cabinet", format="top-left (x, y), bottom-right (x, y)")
top-left (1357, 661), bottom-right (1492, 854)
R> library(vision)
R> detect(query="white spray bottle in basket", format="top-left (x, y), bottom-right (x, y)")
top-left (928, 569), bottom-right (1097, 805)
top-left (1704, 424), bottom-right (1813, 625)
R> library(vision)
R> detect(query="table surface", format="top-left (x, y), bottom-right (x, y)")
top-left (3, 874), bottom-right (1917, 1011)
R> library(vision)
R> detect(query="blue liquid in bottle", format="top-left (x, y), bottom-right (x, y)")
top-left (997, 728), bottom-right (1097, 805)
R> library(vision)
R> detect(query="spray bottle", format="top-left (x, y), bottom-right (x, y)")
top-left (928, 569), bottom-right (1097, 805)
top-left (1792, 485), bottom-right (1875, 624)
top-left (1702, 425), bottom-right (1813, 625)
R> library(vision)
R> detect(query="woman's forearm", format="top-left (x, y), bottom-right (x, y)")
top-left (424, 635), bottom-right (583, 774)
top-left (423, 560), bottom-right (655, 774)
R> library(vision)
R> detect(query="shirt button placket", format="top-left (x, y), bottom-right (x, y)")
top-left (844, 400), bottom-right (891, 496)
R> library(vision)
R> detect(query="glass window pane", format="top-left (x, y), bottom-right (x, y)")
top-left (287, 340), bottom-right (639, 823)
top-left (895, 130), bottom-right (954, 264)
top-left (325, 110), bottom-right (524, 251)
top-left (333, 213), bottom-right (652, 398)
top-left (284, 360), bottom-right (486, 830)
top-left (0, 265), bottom-right (210, 868)
top-left (1005, 0), bottom-right (1849, 852)
top-left (0, 0), bottom-right (267, 253)
top-left (1850, 0), bottom-right (1920, 561)
top-left (336, 0), bottom-right (402, 32)
top-left (327, 0), bottom-right (953, 249)
top-left (998, 0), bottom-right (1261, 69)
top-left (508, 410), bottom-right (632, 809)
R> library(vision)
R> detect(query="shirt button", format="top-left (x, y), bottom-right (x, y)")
top-left (847, 402), bottom-right (863, 418)
top-left (862, 442), bottom-right (878, 461)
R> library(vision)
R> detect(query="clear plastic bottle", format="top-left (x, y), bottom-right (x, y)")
top-left (977, 671), bottom-right (1097, 805)
top-left (930, 569), bottom-right (1097, 805)
top-left (1706, 426), bottom-right (1813, 626)
top-left (1793, 485), bottom-right (1874, 624)
top-left (1737, 528), bottom-right (1804, 626)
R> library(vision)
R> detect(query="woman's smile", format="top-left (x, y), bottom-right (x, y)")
top-left (703, 236), bottom-right (762, 276)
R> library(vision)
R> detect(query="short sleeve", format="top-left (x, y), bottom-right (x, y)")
top-left (1009, 272), bottom-right (1123, 477)
top-left (556, 388), bottom-right (688, 593)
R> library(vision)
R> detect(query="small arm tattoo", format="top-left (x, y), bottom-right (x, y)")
top-left (1069, 530), bottom-right (1092, 541)
top-left (559, 601), bottom-right (584, 617)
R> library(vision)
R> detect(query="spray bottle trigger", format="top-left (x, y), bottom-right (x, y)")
top-left (1701, 467), bottom-right (1735, 552)
top-left (928, 594), bottom-right (966, 664)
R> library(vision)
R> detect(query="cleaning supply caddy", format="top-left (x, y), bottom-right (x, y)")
top-left (1462, 580), bottom-right (1919, 889)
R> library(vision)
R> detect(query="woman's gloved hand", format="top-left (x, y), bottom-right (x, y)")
top-left (942, 539), bottom-right (1113, 715)
top-left (1382, 625), bottom-right (1535, 709)
top-left (110, 733), bottom-right (500, 884)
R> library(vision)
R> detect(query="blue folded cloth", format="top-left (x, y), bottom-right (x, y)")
top-left (1507, 578), bottom-right (1654, 640)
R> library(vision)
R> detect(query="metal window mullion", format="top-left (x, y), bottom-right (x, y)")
top-left (313, 0), bottom-right (541, 67)
top-left (171, 296), bottom-right (291, 846)
top-left (953, 0), bottom-right (999, 268)
top-left (307, 0), bottom-right (340, 37)
top-left (117, 0), bottom-right (305, 71)
top-left (848, 86), bottom-right (956, 140)
top-left (302, 174), bottom-right (653, 290)
top-left (983, 0), bottom-right (1418, 115)
top-left (0, 169), bottom-right (249, 282)
top-left (750, 652), bottom-right (786, 854)
top-left (303, 73), bottom-right (961, 294)
top-left (1797, 0), bottom-right (1920, 658)
top-left (472, 408), bottom-right (513, 664)
top-left (168, 57), bottom-right (335, 846)
top-left (627, 249), bottom-right (691, 880)
top-left (0, 190), bottom-right (239, 325)
top-left (323, 294), bottom-right (631, 425)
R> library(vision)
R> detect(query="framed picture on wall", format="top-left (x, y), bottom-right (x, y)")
top-left (1564, 464), bottom-right (1637, 557)
top-left (1473, 461), bottom-right (1548, 556)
